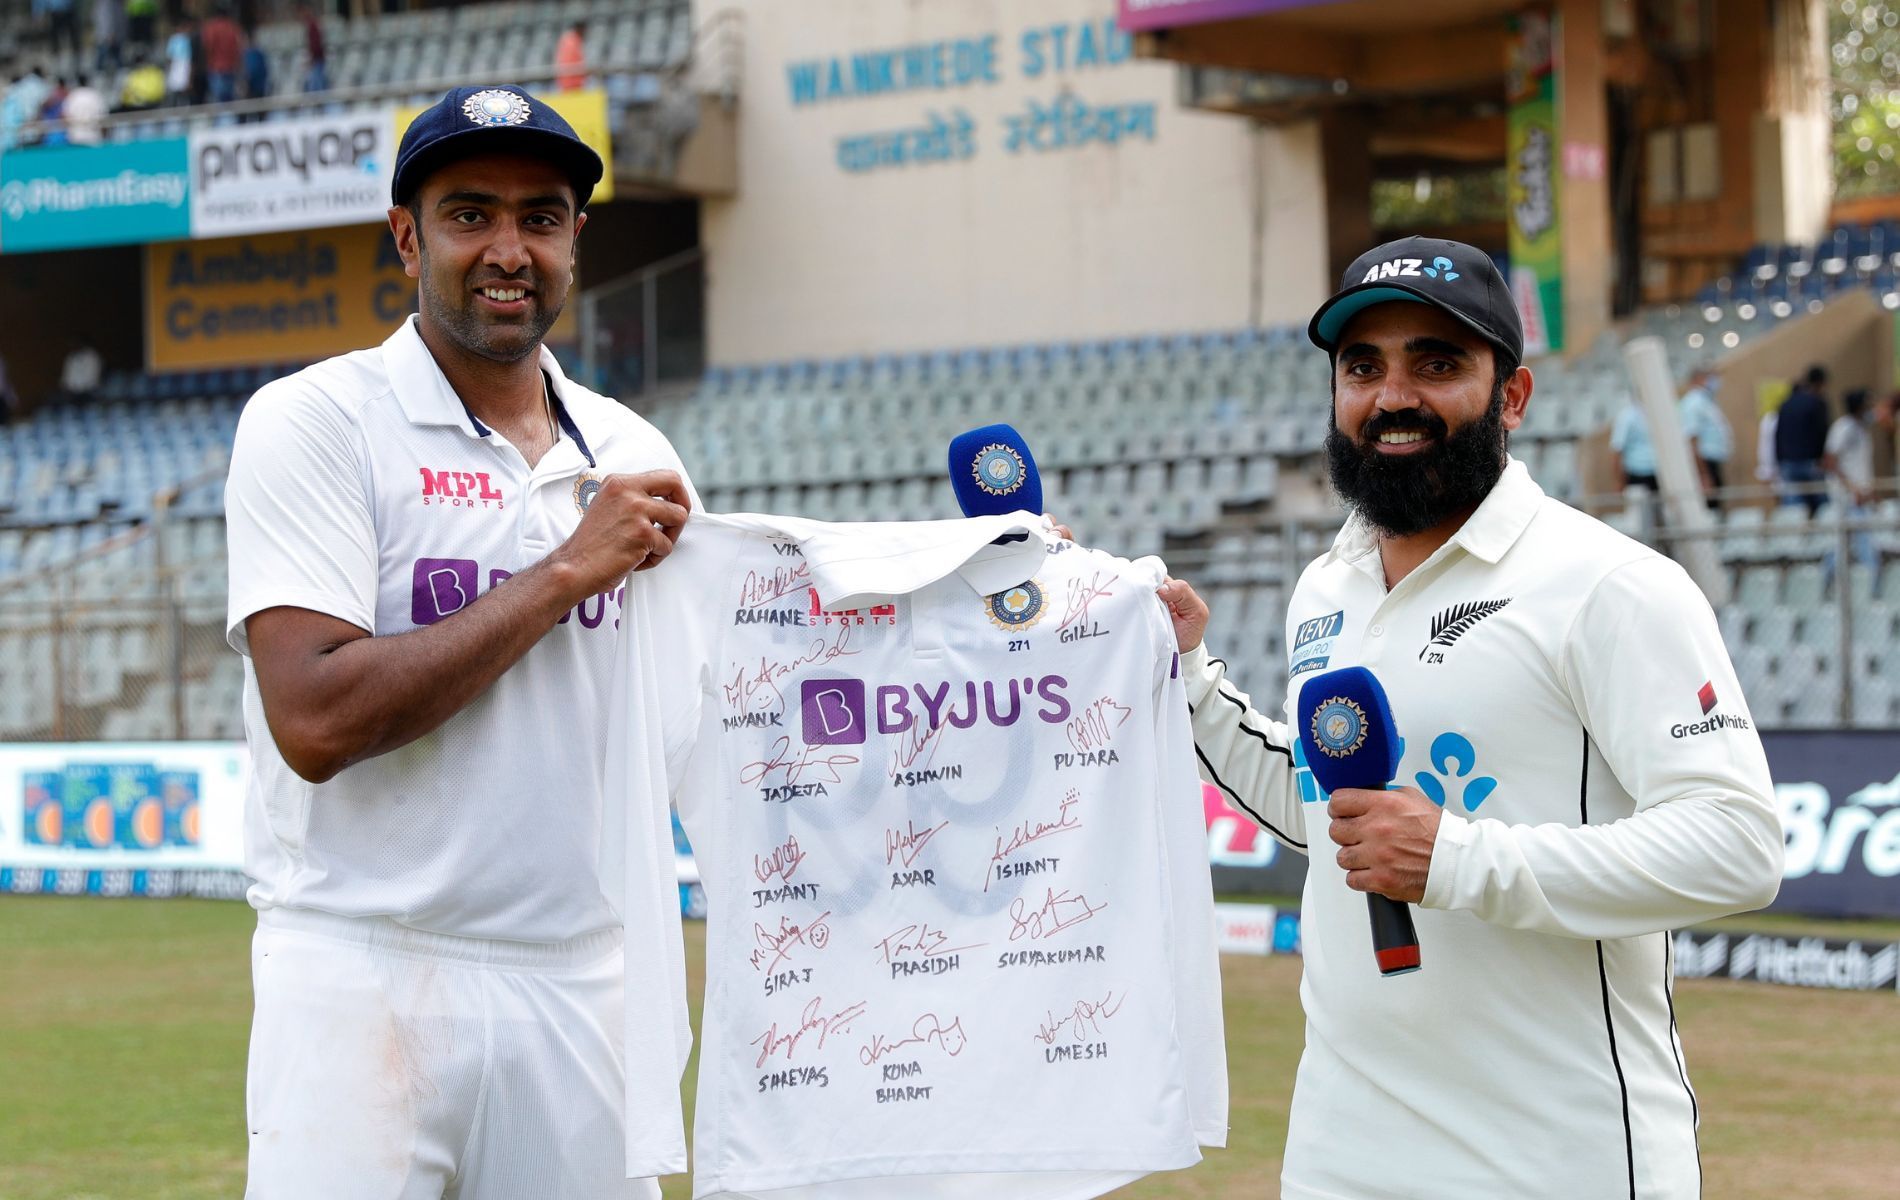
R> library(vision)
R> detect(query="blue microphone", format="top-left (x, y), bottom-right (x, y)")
top-left (949, 424), bottom-right (1042, 518)
top-left (1296, 666), bottom-right (1422, 977)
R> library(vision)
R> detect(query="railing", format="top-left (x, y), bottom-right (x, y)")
top-left (578, 247), bottom-right (706, 401)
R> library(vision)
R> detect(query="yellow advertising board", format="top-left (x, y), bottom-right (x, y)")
top-left (146, 221), bottom-right (582, 372)
top-left (393, 88), bottom-right (614, 203)
top-left (146, 223), bottom-right (416, 371)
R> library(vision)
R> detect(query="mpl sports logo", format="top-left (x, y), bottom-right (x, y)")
top-left (808, 588), bottom-right (897, 627)
top-left (800, 674), bottom-right (1072, 745)
top-left (419, 467), bottom-right (504, 509)
top-left (1670, 680), bottom-right (1750, 739)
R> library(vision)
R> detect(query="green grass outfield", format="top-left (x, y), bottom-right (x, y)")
top-left (2, 897), bottom-right (1896, 1199)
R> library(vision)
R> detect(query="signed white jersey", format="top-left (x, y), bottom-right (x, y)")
top-left (609, 512), bottom-right (1226, 1199)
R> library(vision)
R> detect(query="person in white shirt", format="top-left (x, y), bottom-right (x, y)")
top-left (1677, 367), bottom-right (1731, 510)
top-left (1822, 388), bottom-right (1884, 582)
top-left (58, 338), bottom-right (101, 401)
top-left (1157, 235), bottom-right (1781, 1200)
top-left (225, 85), bottom-right (692, 1200)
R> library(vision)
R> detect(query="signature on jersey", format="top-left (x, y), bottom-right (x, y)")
top-left (751, 996), bottom-right (868, 1069)
top-left (738, 737), bottom-right (860, 789)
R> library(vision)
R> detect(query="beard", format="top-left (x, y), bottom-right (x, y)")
top-left (1324, 378), bottom-right (1510, 537)
top-left (418, 238), bottom-right (561, 364)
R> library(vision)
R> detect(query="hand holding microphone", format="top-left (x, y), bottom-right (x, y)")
top-left (1296, 667), bottom-right (1439, 977)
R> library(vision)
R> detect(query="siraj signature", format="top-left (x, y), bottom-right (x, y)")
top-left (873, 921), bottom-right (984, 965)
top-left (985, 789), bottom-right (1082, 891)
top-left (885, 819), bottom-right (949, 869)
top-left (1059, 572), bottom-right (1117, 629)
top-left (739, 736), bottom-right (860, 789)
top-left (1032, 990), bottom-right (1126, 1045)
top-left (738, 562), bottom-right (813, 608)
top-left (750, 910), bottom-right (833, 975)
top-left (858, 1013), bottom-right (969, 1066)
top-left (722, 626), bottom-right (858, 714)
top-left (1008, 887), bottom-right (1108, 942)
top-left (754, 834), bottom-right (807, 885)
top-left (750, 995), bottom-right (868, 1069)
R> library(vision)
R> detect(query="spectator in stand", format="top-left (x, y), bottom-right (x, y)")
top-left (164, 19), bottom-right (193, 105)
top-left (1679, 367), bottom-right (1732, 510)
top-left (201, 3), bottom-right (243, 104)
top-left (59, 338), bottom-right (103, 405)
top-left (242, 23), bottom-right (270, 116)
top-left (1754, 381), bottom-right (1788, 485)
top-left (2, 68), bottom-right (52, 149)
top-left (125, 0), bottom-right (156, 55)
top-left (37, 75), bottom-right (71, 138)
top-left (299, 3), bottom-right (327, 92)
top-left (62, 73), bottom-right (106, 143)
top-left (1822, 389), bottom-right (1884, 585)
top-left (43, 0), bottom-right (82, 59)
top-left (556, 19), bottom-right (588, 90)
top-left (1775, 364), bottom-right (1832, 517)
top-left (93, 0), bottom-right (126, 72)
top-left (119, 55), bottom-right (165, 110)
top-left (1609, 392), bottom-right (1658, 492)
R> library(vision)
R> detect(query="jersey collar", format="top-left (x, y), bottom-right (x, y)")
top-left (383, 315), bottom-right (614, 467)
top-left (1328, 455), bottom-right (1542, 567)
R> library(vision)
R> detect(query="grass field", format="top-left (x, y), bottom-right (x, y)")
top-left (2, 897), bottom-right (1897, 1199)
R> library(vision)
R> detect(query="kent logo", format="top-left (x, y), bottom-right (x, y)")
top-left (800, 675), bottom-right (1071, 745)
top-left (418, 467), bottom-right (505, 508)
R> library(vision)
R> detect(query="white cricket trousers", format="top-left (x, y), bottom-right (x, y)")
top-left (244, 908), bottom-right (661, 1200)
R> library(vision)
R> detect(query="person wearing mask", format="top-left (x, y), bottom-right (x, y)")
top-left (1609, 392), bottom-right (1658, 492)
top-left (1823, 389), bottom-right (1881, 584)
top-left (1775, 365), bottom-right (1832, 517)
top-left (1678, 366), bottom-right (1732, 510)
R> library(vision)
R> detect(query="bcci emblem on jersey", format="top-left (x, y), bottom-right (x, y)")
top-left (971, 443), bottom-right (1028, 496)
top-left (986, 579), bottom-right (1046, 629)
top-left (1311, 697), bottom-right (1369, 758)
top-left (573, 473), bottom-right (602, 514)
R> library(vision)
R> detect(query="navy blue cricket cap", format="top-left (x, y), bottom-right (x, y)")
top-left (392, 85), bottom-right (604, 210)
top-left (1307, 236), bottom-right (1524, 365)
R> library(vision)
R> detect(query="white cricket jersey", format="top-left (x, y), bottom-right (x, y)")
top-left (609, 512), bottom-right (1227, 1198)
top-left (1185, 459), bottom-right (1781, 1200)
top-left (225, 315), bottom-right (695, 943)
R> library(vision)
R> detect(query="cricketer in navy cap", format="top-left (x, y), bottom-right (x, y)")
top-left (392, 85), bottom-right (604, 209)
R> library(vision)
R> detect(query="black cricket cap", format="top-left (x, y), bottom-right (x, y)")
top-left (1308, 236), bottom-right (1524, 365)
top-left (392, 85), bottom-right (603, 210)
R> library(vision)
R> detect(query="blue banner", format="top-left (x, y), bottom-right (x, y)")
top-left (0, 139), bottom-right (191, 253)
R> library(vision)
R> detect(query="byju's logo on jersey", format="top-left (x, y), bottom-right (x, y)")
top-left (418, 467), bottom-right (505, 509)
top-left (1418, 598), bottom-right (1511, 663)
top-left (800, 674), bottom-right (1072, 745)
top-left (986, 580), bottom-right (1047, 630)
top-left (410, 556), bottom-right (620, 630)
top-left (1290, 610), bottom-right (1343, 678)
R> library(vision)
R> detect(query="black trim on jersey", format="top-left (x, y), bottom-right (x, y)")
top-left (547, 370), bottom-right (598, 468)
top-left (1188, 696), bottom-right (1307, 851)
top-left (1663, 934), bottom-right (1704, 1191)
top-left (1206, 660), bottom-right (1295, 765)
top-left (1583, 732), bottom-right (1637, 1200)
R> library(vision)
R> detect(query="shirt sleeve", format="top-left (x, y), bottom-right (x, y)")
top-left (1421, 555), bottom-right (1782, 938)
top-left (1824, 416), bottom-right (1853, 458)
top-left (1182, 642), bottom-right (1309, 853)
top-left (223, 381), bottom-right (378, 656)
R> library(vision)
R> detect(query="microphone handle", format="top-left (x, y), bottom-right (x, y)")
top-left (1367, 893), bottom-right (1421, 976)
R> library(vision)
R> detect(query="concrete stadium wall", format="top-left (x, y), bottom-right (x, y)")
top-left (700, 0), bottom-right (1328, 365)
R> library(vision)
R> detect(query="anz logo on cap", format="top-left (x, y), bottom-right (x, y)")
top-left (1359, 255), bottom-right (1460, 284)
top-left (463, 89), bottom-right (532, 127)
top-left (971, 443), bottom-right (1028, 496)
top-left (1311, 696), bottom-right (1368, 758)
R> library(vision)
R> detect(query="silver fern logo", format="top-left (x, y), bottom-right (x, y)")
top-left (1419, 598), bottom-right (1511, 663)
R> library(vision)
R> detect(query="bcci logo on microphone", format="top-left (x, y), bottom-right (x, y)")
top-left (1311, 697), bottom-right (1368, 758)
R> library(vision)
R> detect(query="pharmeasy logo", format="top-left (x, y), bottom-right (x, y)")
top-left (800, 674), bottom-right (1071, 745)
top-left (1, 170), bottom-right (186, 221)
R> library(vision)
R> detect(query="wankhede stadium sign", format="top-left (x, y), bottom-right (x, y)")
top-left (782, 17), bottom-right (1161, 174)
